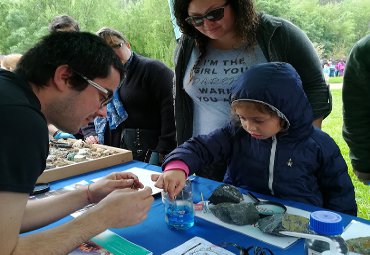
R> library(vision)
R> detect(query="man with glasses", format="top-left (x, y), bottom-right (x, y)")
top-left (0, 31), bottom-right (153, 254)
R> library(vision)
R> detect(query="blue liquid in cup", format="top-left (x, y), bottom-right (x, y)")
top-left (165, 200), bottom-right (194, 230)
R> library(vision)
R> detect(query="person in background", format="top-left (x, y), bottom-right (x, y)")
top-left (48, 14), bottom-right (80, 32)
top-left (171, 0), bottom-right (332, 181)
top-left (336, 59), bottom-right (346, 77)
top-left (82, 28), bottom-right (176, 165)
top-left (0, 31), bottom-right (153, 254)
top-left (48, 14), bottom-right (82, 139)
top-left (1, 53), bottom-right (23, 71)
top-left (323, 62), bottom-right (330, 85)
top-left (329, 60), bottom-right (336, 77)
top-left (343, 34), bottom-right (370, 184)
top-left (154, 62), bottom-right (357, 216)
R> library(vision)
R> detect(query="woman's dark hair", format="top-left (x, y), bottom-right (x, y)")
top-left (48, 15), bottom-right (80, 32)
top-left (15, 31), bottom-right (124, 91)
top-left (174, 0), bottom-right (259, 80)
top-left (174, 0), bottom-right (259, 48)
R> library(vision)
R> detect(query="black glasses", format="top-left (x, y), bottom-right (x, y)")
top-left (185, 2), bottom-right (228, 27)
top-left (220, 243), bottom-right (274, 255)
top-left (72, 70), bottom-right (113, 107)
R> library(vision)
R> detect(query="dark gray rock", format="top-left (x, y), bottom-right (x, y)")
top-left (209, 184), bottom-right (244, 205)
top-left (210, 202), bottom-right (260, 225)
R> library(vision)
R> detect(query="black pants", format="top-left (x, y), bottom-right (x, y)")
top-left (120, 128), bottom-right (160, 164)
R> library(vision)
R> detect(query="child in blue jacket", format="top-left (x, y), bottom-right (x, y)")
top-left (154, 62), bottom-right (357, 216)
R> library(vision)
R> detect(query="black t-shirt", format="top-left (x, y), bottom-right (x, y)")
top-left (0, 69), bottom-right (49, 194)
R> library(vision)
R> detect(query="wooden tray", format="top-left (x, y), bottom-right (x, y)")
top-left (37, 144), bottom-right (133, 183)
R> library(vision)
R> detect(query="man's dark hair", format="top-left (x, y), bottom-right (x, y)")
top-left (15, 32), bottom-right (124, 91)
top-left (48, 15), bottom-right (80, 32)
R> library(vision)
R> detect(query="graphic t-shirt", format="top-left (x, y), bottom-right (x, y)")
top-left (184, 45), bottom-right (267, 136)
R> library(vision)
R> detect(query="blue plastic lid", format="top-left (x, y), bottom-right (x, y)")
top-left (309, 210), bottom-right (343, 236)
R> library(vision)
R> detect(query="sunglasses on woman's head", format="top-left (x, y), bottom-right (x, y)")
top-left (185, 2), bottom-right (228, 27)
top-left (111, 42), bottom-right (124, 49)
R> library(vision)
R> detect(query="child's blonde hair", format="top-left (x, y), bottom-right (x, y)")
top-left (1, 54), bottom-right (23, 72)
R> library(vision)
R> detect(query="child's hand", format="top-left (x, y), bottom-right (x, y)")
top-left (151, 170), bottom-right (186, 199)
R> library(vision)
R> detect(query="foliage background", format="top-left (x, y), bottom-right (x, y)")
top-left (0, 0), bottom-right (369, 220)
top-left (1, 0), bottom-right (370, 66)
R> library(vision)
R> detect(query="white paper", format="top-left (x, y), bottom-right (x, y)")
top-left (195, 194), bottom-right (311, 249)
top-left (162, 236), bottom-right (235, 255)
top-left (91, 167), bottom-right (162, 195)
top-left (342, 219), bottom-right (370, 240)
top-left (122, 167), bottom-right (163, 195)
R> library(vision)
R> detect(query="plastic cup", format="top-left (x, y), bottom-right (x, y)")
top-left (162, 180), bottom-right (194, 230)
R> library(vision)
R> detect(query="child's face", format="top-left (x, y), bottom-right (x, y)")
top-left (235, 104), bottom-right (283, 139)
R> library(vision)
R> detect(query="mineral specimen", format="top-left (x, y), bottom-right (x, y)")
top-left (210, 202), bottom-right (260, 225)
top-left (46, 139), bottom-right (119, 169)
top-left (208, 184), bottom-right (244, 205)
top-left (257, 213), bottom-right (309, 236)
top-left (346, 236), bottom-right (370, 254)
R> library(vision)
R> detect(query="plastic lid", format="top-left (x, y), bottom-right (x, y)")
top-left (309, 210), bottom-right (343, 236)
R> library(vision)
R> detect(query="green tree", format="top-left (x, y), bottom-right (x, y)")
top-left (114, 0), bottom-right (176, 67)
top-left (1, 0), bottom-right (369, 63)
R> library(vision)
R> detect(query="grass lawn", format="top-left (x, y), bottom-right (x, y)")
top-left (322, 89), bottom-right (369, 220)
top-left (329, 76), bottom-right (343, 84)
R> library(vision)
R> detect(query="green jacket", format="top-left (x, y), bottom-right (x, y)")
top-left (343, 34), bottom-right (370, 180)
top-left (174, 13), bottom-right (332, 145)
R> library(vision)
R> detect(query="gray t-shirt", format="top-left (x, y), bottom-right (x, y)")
top-left (184, 45), bottom-right (267, 136)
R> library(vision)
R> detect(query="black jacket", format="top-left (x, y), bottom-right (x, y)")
top-left (82, 53), bottom-right (176, 157)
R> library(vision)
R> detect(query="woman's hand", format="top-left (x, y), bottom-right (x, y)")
top-left (85, 135), bottom-right (99, 144)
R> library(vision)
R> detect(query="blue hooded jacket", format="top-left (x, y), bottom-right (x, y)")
top-left (164, 62), bottom-right (357, 215)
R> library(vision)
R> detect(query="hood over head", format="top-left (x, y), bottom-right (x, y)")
top-left (231, 62), bottom-right (313, 138)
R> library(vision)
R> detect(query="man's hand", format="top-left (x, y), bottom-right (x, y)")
top-left (88, 172), bottom-right (144, 203)
top-left (94, 187), bottom-right (154, 229)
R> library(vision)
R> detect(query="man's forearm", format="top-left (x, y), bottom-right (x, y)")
top-left (22, 188), bottom-right (89, 232)
top-left (15, 208), bottom-right (107, 255)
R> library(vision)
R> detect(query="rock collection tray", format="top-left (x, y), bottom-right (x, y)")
top-left (37, 139), bottom-right (133, 183)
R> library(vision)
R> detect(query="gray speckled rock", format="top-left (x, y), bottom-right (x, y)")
top-left (346, 237), bottom-right (370, 254)
top-left (257, 214), bottom-right (284, 235)
top-left (210, 202), bottom-right (260, 225)
top-left (257, 214), bottom-right (309, 236)
top-left (209, 184), bottom-right (244, 205)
